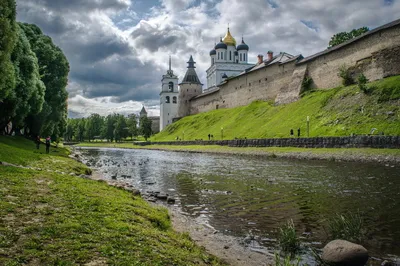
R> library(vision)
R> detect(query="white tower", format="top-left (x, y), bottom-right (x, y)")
top-left (160, 56), bottom-right (179, 131)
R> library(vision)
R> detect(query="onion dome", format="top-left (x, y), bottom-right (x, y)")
top-left (215, 37), bottom-right (227, 50)
top-left (237, 37), bottom-right (249, 51)
top-left (209, 49), bottom-right (216, 56)
top-left (223, 27), bottom-right (236, 46)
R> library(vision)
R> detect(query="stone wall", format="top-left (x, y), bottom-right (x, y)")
top-left (142, 136), bottom-right (400, 149)
top-left (185, 20), bottom-right (400, 116)
top-left (301, 23), bottom-right (400, 89)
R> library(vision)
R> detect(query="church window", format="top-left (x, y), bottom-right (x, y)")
top-left (173, 96), bottom-right (177, 103)
top-left (168, 82), bottom-right (173, 92)
top-left (212, 58), bottom-right (214, 64)
top-left (187, 89), bottom-right (188, 92)
top-left (166, 96), bottom-right (170, 103)
top-left (218, 53), bottom-right (219, 60)
top-left (244, 54), bottom-right (246, 61)
top-left (240, 54), bottom-right (242, 61)
top-left (229, 51), bottom-right (232, 60)
top-left (236, 59), bottom-right (238, 63)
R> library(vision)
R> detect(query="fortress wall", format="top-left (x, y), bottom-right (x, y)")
top-left (304, 25), bottom-right (400, 89)
top-left (196, 60), bottom-right (297, 111)
top-left (185, 21), bottom-right (400, 117)
top-left (190, 90), bottom-right (222, 114)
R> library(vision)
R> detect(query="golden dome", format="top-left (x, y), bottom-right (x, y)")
top-left (223, 28), bottom-right (236, 46)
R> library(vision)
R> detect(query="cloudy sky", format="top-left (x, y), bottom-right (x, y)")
top-left (16, 0), bottom-right (399, 118)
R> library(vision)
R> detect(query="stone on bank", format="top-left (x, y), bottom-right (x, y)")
top-left (321, 239), bottom-right (368, 266)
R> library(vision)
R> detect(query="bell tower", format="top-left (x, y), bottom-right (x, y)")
top-left (160, 56), bottom-right (179, 131)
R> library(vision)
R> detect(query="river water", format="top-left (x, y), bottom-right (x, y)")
top-left (77, 147), bottom-right (400, 264)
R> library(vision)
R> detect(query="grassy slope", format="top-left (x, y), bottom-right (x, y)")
top-left (0, 136), bottom-right (223, 265)
top-left (153, 76), bottom-right (400, 141)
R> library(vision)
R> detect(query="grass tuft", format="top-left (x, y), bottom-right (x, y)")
top-left (327, 212), bottom-right (364, 243)
top-left (278, 219), bottom-right (300, 254)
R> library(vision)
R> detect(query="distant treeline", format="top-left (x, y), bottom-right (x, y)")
top-left (66, 113), bottom-right (152, 142)
top-left (0, 0), bottom-right (69, 140)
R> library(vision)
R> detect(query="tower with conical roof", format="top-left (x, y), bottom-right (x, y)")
top-left (178, 56), bottom-right (203, 118)
top-left (207, 27), bottom-right (253, 90)
top-left (160, 56), bottom-right (179, 131)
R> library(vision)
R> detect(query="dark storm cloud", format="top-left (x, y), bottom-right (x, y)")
top-left (130, 22), bottom-right (181, 52)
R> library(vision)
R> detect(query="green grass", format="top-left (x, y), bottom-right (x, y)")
top-left (327, 212), bottom-right (364, 243)
top-left (0, 136), bottom-right (224, 265)
top-left (152, 75), bottom-right (400, 141)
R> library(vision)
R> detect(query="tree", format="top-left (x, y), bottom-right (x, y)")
top-left (113, 114), bottom-right (127, 142)
top-left (102, 114), bottom-right (117, 142)
top-left (139, 116), bottom-right (152, 141)
top-left (126, 114), bottom-right (138, 140)
top-left (328, 27), bottom-right (369, 48)
top-left (0, 23), bottom-right (45, 135)
top-left (85, 113), bottom-right (103, 141)
top-left (20, 23), bottom-right (69, 139)
top-left (0, 0), bottom-right (17, 101)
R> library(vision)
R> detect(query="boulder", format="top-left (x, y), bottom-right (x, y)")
top-left (156, 193), bottom-right (168, 200)
top-left (322, 239), bottom-right (368, 266)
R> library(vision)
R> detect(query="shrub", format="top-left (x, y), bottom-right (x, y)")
top-left (327, 212), bottom-right (364, 243)
top-left (338, 65), bottom-right (354, 86)
top-left (301, 76), bottom-right (313, 95)
top-left (357, 74), bottom-right (369, 93)
top-left (278, 219), bottom-right (300, 253)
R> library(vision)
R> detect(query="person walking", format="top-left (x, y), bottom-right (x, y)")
top-left (45, 136), bottom-right (51, 154)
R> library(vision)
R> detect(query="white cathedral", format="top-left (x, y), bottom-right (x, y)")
top-left (160, 28), bottom-right (253, 131)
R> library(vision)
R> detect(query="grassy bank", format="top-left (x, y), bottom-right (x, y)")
top-left (0, 136), bottom-right (224, 265)
top-left (75, 142), bottom-right (400, 164)
top-left (153, 75), bottom-right (400, 141)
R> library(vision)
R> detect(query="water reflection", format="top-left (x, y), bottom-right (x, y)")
top-left (77, 147), bottom-right (400, 262)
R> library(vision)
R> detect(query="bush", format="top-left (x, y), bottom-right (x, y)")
top-left (278, 219), bottom-right (300, 253)
top-left (338, 65), bottom-right (354, 86)
top-left (301, 76), bottom-right (313, 95)
top-left (357, 74), bottom-right (369, 93)
top-left (327, 212), bottom-right (364, 243)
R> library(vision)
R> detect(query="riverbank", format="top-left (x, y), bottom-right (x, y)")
top-left (76, 142), bottom-right (400, 164)
top-left (0, 136), bottom-right (225, 265)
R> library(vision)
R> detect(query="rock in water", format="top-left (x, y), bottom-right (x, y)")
top-left (321, 239), bottom-right (368, 266)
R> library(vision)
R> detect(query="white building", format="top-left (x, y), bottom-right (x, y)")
top-left (160, 56), bottom-right (179, 131)
top-left (206, 28), bottom-right (254, 90)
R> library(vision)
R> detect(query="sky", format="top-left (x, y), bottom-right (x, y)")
top-left (16, 0), bottom-right (400, 118)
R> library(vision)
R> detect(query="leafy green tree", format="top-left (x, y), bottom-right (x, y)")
top-left (113, 114), bottom-right (127, 142)
top-left (76, 118), bottom-right (86, 142)
top-left (328, 27), bottom-right (369, 48)
top-left (64, 118), bottom-right (75, 141)
top-left (102, 114), bottom-right (117, 142)
top-left (20, 23), bottom-right (69, 139)
top-left (140, 116), bottom-right (152, 141)
top-left (85, 113), bottom-right (103, 141)
top-left (126, 114), bottom-right (138, 140)
top-left (0, 0), bottom-right (17, 101)
top-left (0, 24), bottom-right (45, 135)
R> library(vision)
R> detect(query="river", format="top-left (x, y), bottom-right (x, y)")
top-left (77, 147), bottom-right (400, 264)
